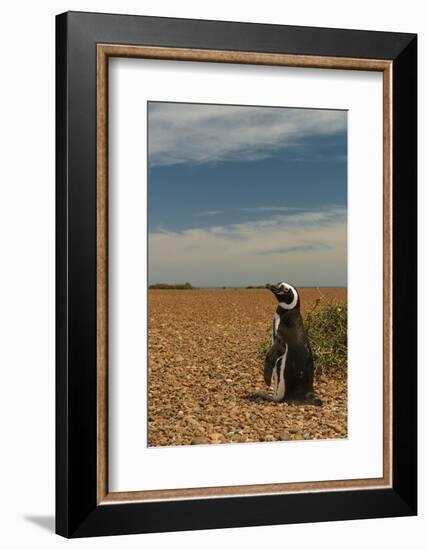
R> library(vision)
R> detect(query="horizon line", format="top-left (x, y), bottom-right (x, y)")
top-left (148, 285), bottom-right (348, 289)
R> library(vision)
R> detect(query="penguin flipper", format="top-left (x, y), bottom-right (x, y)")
top-left (264, 345), bottom-right (283, 386)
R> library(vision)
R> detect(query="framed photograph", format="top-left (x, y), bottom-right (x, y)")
top-left (56, 11), bottom-right (417, 538)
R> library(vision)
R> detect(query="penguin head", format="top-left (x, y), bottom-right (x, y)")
top-left (266, 281), bottom-right (300, 310)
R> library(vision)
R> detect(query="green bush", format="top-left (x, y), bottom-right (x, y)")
top-left (259, 338), bottom-right (271, 355)
top-left (304, 298), bottom-right (347, 373)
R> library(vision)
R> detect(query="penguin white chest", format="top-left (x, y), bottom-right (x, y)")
top-left (273, 344), bottom-right (288, 402)
top-left (272, 313), bottom-right (280, 344)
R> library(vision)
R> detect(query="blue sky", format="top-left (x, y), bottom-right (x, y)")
top-left (148, 102), bottom-right (347, 287)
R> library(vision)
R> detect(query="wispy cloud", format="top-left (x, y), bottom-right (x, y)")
top-left (148, 103), bottom-right (347, 167)
top-left (239, 206), bottom-right (311, 213)
top-left (148, 207), bottom-right (346, 287)
top-left (193, 210), bottom-right (224, 217)
top-left (257, 243), bottom-right (331, 255)
top-left (192, 205), bottom-right (340, 218)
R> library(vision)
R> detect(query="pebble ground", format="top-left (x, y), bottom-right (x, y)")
top-left (148, 288), bottom-right (347, 447)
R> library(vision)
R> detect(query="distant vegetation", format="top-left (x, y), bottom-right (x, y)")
top-left (259, 296), bottom-right (347, 373)
top-left (246, 285), bottom-right (266, 289)
top-left (149, 282), bottom-right (194, 290)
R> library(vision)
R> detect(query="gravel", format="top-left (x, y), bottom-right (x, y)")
top-left (147, 288), bottom-right (347, 447)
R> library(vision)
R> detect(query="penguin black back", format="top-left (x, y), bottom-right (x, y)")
top-left (264, 282), bottom-right (321, 405)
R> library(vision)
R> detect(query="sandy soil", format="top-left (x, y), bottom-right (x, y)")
top-left (147, 288), bottom-right (347, 447)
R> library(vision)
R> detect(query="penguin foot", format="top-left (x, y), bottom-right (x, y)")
top-left (304, 392), bottom-right (322, 406)
top-left (244, 391), bottom-right (274, 402)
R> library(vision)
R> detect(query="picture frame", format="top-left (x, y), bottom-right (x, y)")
top-left (56, 11), bottom-right (417, 538)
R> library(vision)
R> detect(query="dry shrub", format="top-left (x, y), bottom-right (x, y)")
top-left (304, 297), bottom-right (347, 373)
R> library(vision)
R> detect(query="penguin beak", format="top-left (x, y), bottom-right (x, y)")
top-left (266, 283), bottom-right (279, 294)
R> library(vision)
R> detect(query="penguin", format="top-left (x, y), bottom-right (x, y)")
top-left (261, 282), bottom-right (322, 405)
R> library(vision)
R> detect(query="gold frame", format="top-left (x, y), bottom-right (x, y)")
top-left (96, 44), bottom-right (392, 505)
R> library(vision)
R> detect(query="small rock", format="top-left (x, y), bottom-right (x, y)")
top-left (191, 436), bottom-right (210, 445)
top-left (279, 432), bottom-right (290, 441)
